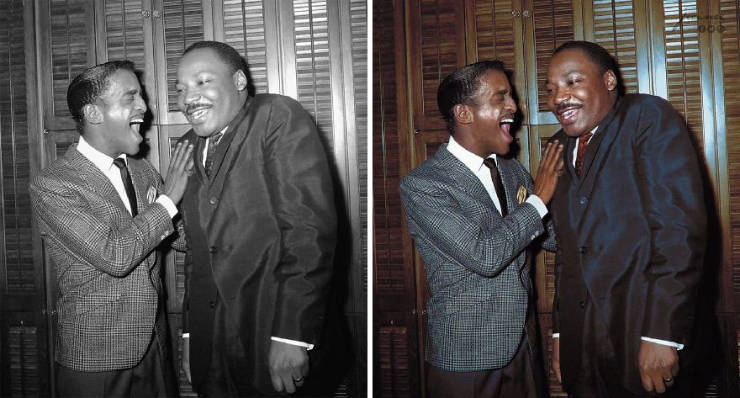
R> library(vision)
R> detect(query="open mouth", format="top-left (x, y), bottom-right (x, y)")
top-left (186, 104), bottom-right (213, 123)
top-left (557, 105), bottom-right (582, 125)
top-left (129, 116), bottom-right (144, 133)
top-left (499, 116), bottom-right (514, 138)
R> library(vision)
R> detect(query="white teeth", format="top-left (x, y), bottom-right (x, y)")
top-left (190, 108), bottom-right (209, 119)
top-left (563, 109), bottom-right (577, 119)
top-left (501, 118), bottom-right (514, 123)
top-left (130, 118), bottom-right (144, 124)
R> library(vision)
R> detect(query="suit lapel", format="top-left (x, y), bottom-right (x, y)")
top-left (66, 145), bottom-right (129, 215)
top-left (127, 158), bottom-right (151, 212)
top-left (573, 99), bottom-right (623, 226)
top-left (205, 97), bottom-right (253, 189)
top-left (436, 146), bottom-right (494, 209)
top-left (497, 157), bottom-right (517, 210)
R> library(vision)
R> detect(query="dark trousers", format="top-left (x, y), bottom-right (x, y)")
top-left (567, 299), bottom-right (690, 398)
top-left (426, 335), bottom-right (543, 398)
top-left (56, 330), bottom-right (177, 398)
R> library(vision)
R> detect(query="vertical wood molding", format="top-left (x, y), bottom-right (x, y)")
top-left (278, 0), bottom-right (296, 97)
top-left (263, 0), bottom-right (282, 93)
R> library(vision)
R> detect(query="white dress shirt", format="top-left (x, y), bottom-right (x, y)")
top-left (446, 136), bottom-right (548, 218)
top-left (76, 137), bottom-right (177, 217)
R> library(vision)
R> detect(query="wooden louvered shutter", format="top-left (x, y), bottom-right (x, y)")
top-left (663, 0), bottom-right (704, 146)
top-left (0, 1), bottom-right (48, 396)
top-left (531, 0), bottom-right (574, 117)
top-left (374, 0), bottom-right (419, 395)
top-left (472, 0), bottom-right (517, 68)
top-left (591, 0), bottom-right (639, 94)
top-left (39, 0), bottom-right (96, 162)
top-left (219, 0), bottom-right (269, 94)
top-left (409, 0), bottom-right (466, 133)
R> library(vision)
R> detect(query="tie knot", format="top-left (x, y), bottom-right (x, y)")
top-left (210, 131), bottom-right (225, 146)
top-left (579, 132), bottom-right (594, 145)
top-left (483, 157), bottom-right (497, 170)
top-left (113, 158), bottom-right (127, 169)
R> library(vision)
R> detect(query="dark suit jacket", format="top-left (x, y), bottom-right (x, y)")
top-left (180, 94), bottom-right (337, 394)
top-left (549, 94), bottom-right (707, 393)
top-left (30, 145), bottom-right (180, 371)
top-left (400, 145), bottom-right (555, 371)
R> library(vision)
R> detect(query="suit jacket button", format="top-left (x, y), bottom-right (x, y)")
top-left (579, 300), bottom-right (586, 309)
top-left (209, 246), bottom-right (217, 253)
top-left (210, 197), bottom-right (218, 205)
top-left (579, 196), bottom-right (588, 205)
top-left (209, 300), bottom-right (216, 308)
top-left (579, 246), bottom-right (588, 254)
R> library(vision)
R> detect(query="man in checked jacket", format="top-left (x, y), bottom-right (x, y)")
top-left (30, 60), bottom-right (194, 397)
top-left (400, 61), bottom-right (564, 397)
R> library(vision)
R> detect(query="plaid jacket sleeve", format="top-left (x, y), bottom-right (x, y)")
top-left (30, 172), bottom-right (175, 277)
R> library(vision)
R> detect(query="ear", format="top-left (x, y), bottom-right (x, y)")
top-left (603, 70), bottom-right (617, 92)
top-left (83, 103), bottom-right (103, 125)
top-left (453, 104), bottom-right (473, 126)
top-left (233, 70), bottom-right (248, 92)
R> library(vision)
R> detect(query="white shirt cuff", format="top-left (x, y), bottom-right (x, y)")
top-left (641, 336), bottom-right (684, 350)
top-left (552, 333), bottom-right (560, 338)
top-left (182, 333), bottom-right (190, 339)
top-left (156, 195), bottom-right (178, 218)
top-left (526, 195), bottom-right (548, 218)
top-left (271, 336), bottom-right (314, 350)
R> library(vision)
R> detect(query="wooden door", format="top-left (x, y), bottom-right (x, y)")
top-left (0, 0), bottom-right (48, 396)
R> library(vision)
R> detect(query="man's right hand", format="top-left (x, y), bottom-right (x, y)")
top-left (164, 141), bottom-right (195, 203)
top-left (534, 142), bottom-right (565, 204)
top-left (552, 336), bottom-right (562, 383)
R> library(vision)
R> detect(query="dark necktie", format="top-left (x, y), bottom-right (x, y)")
top-left (575, 131), bottom-right (594, 176)
top-left (205, 131), bottom-right (225, 177)
top-left (483, 157), bottom-right (508, 216)
top-left (113, 158), bottom-right (137, 216)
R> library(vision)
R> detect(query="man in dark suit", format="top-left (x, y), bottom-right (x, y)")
top-left (30, 60), bottom-right (194, 397)
top-left (175, 41), bottom-right (337, 397)
top-left (545, 41), bottom-right (707, 397)
top-left (400, 60), bottom-right (564, 398)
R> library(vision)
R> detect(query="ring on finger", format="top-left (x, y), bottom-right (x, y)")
top-left (293, 376), bottom-right (304, 383)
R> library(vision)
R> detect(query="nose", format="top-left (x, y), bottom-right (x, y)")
top-left (134, 94), bottom-right (146, 112)
top-left (504, 95), bottom-right (517, 113)
top-left (182, 86), bottom-right (200, 105)
top-left (553, 85), bottom-right (570, 105)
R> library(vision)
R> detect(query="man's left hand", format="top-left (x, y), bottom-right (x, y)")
top-left (269, 340), bottom-right (309, 394)
top-left (638, 340), bottom-right (679, 394)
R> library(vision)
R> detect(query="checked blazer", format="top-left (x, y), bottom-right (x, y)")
top-left (30, 144), bottom-right (183, 372)
top-left (400, 144), bottom-right (555, 371)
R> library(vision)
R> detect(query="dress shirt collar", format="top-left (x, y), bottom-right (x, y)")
top-left (76, 136), bottom-right (127, 173)
top-left (447, 135), bottom-right (497, 174)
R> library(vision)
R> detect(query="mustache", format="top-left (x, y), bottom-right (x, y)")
top-left (185, 103), bottom-right (212, 114)
top-left (555, 102), bottom-right (583, 113)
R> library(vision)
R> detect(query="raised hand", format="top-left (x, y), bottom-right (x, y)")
top-left (534, 142), bottom-right (565, 204)
top-left (163, 141), bottom-right (195, 204)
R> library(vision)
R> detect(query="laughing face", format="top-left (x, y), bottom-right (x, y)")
top-left (94, 69), bottom-right (146, 157)
top-left (546, 48), bottom-right (617, 137)
top-left (176, 48), bottom-right (247, 138)
top-left (465, 69), bottom-right (517, 156)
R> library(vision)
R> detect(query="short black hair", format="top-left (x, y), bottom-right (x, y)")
top-left (67, 60), bottom-right (136, 131)
top-left (183, 41), bottom-right (248, 76)
top-left (437, 60), bottom-right (507, 134)
top-left (553, 41), bottom-right (625, 95)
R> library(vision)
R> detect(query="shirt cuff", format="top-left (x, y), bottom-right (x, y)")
top-left (271, 336), bottom-right (315, 351)
top-left (641, 336), bottom-right (684, 350)
top-left (526, 195), bottom-right (548, 218)
top-left (182, 333), bottom-right (190, 339)
top-left (552, 333), bottom-right (560, 338)
top-left (156, 195), bottom-right (178, 218)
